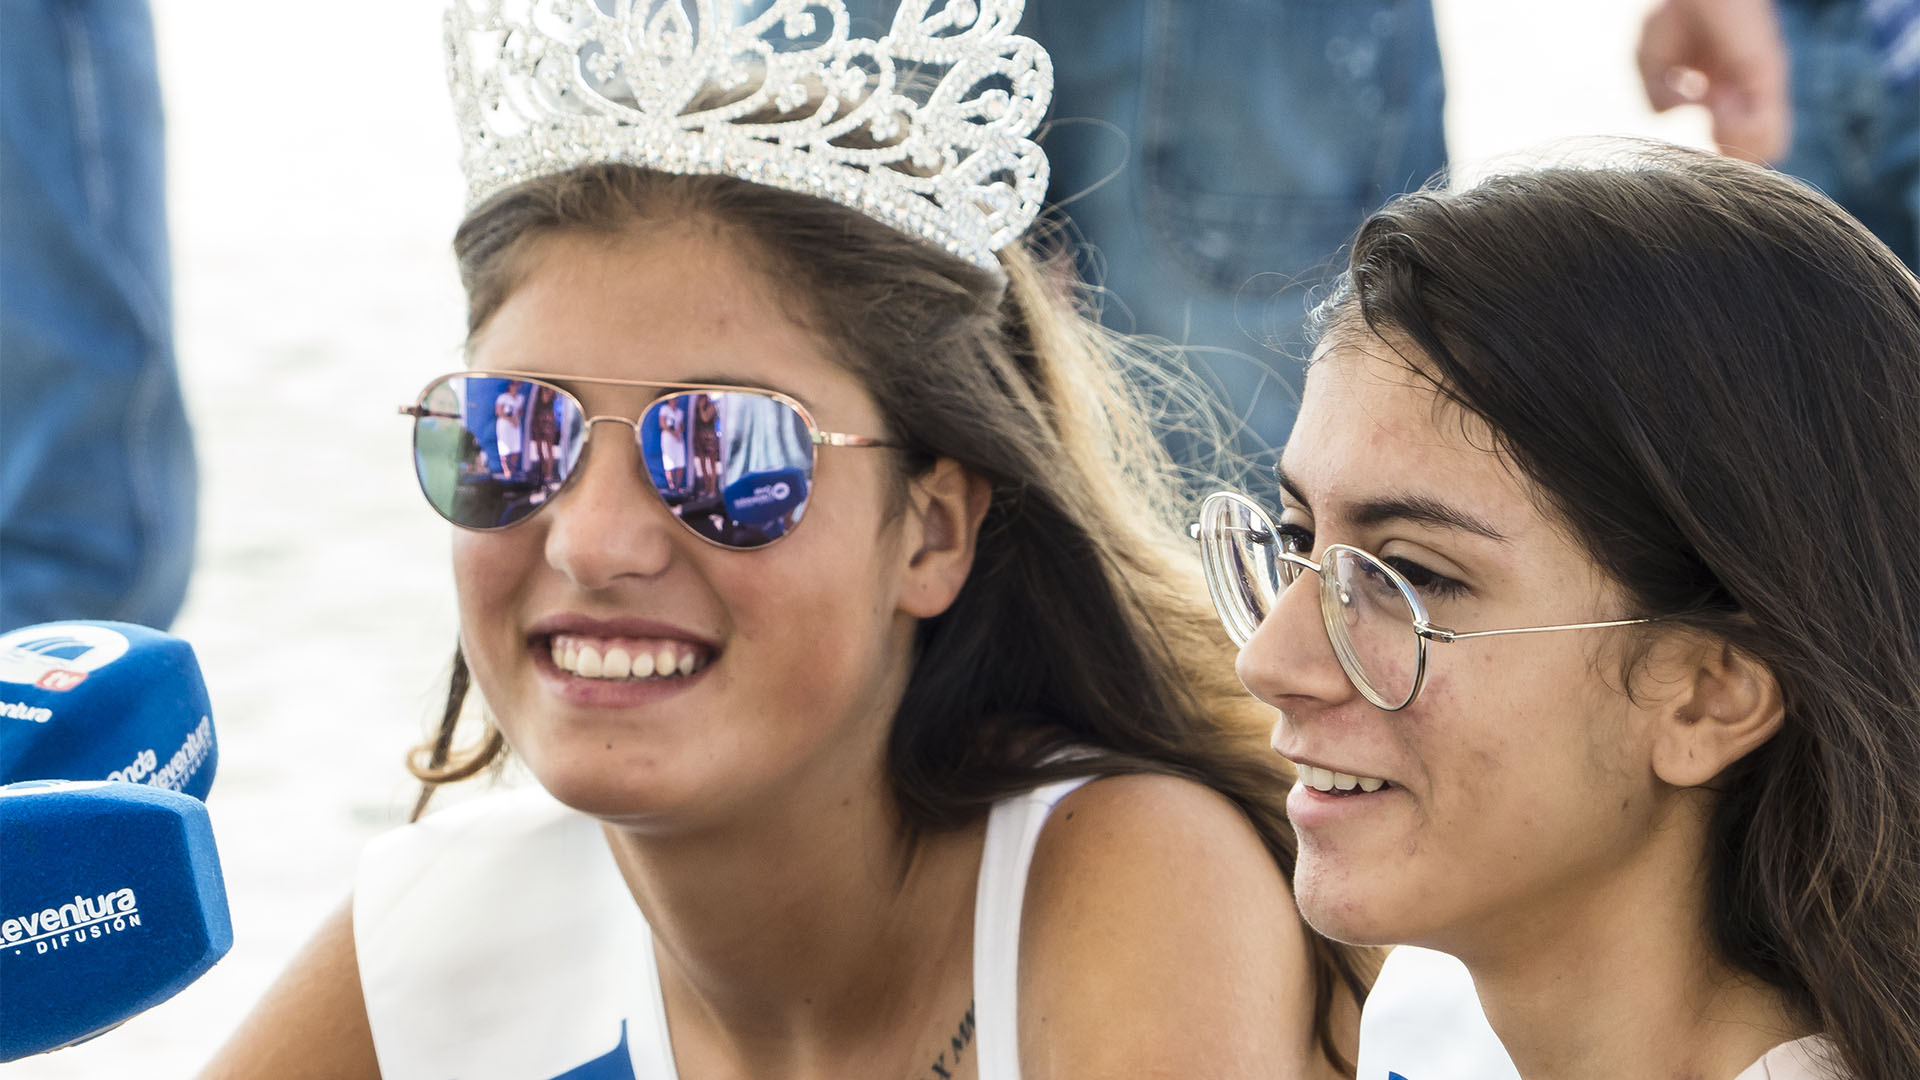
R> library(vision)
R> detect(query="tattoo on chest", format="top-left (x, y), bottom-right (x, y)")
top-left (918, 1000), bottom-right (976, 1080)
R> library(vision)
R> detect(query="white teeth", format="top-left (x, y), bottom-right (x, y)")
top-left (550, 636), bottom-right (706, 681)
top-left (1289, 760), bottom-right (1388, 794)
top-left (603, 647), bottom-right (632, 679)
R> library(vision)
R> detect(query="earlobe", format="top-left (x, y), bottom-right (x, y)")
top-left (898, 458), bottom-right (991, 618)
top-left (1649, 636), bottom-right (1786, 789)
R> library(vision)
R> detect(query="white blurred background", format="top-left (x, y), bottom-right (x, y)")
top-left (7, 1), bottom-right (1707, 1075)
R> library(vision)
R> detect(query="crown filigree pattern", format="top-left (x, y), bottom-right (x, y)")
top-left (445, 0), bottom-right (1053, 273)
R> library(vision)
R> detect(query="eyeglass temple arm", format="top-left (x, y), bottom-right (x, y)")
top-left (1185, 519), bottom-right (1294, 545)
top-left (1181, 515), bottom-right (1657, 646)
top-left (1420, 617), bottom-right (1655, 644)
top-left (399, 405), bottom-right (461, 420)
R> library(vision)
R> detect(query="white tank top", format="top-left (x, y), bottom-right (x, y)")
top-left (355, 778), bottom-right (1090, 1079)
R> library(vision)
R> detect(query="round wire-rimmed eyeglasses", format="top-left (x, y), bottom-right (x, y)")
top-left (1190, 490), bottom-right (1655, 711)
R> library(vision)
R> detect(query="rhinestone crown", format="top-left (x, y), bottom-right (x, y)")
top-left (445, 0), bottom-right (1053, 274)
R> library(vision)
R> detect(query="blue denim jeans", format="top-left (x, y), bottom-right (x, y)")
top-left (1022, 0), bottom-right (1447, 459)
top-left (0, 0), bottom-right (196, 631)
top-left (1777, 0), bottom-right (1920, 272)
top-left (848, 0), bottom-right (1446, 459)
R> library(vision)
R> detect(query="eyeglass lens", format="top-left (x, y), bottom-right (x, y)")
top-left (1197, 493), bottom-right (1283, 646)
top-left (1321, 548), bottom-right (1422, 710)
top-left (1197, 494), bottom-right (1425, 709)
top-left (409, 374), bottom-right (817, 549)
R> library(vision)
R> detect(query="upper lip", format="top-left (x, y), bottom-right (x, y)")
top-left (528, 613), bottom-right (720, 650)
top-left (1275, 749), bottom-right (1391, 781)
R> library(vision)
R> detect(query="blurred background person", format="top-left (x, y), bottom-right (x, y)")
top-left (1023, 0), bottom-right (1449, 458)
top-left (0, 0), bottom-right (197, 633)
top-left (841, 0), bottom-right (1448, 471)
top-left (1638, 0), bottom-right (1918, 271)
top-left (841, 0), bottom-right (1914, 475)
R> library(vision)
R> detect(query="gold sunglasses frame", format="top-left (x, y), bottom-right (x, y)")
top-left (400, 369), bottom-right (902, 548)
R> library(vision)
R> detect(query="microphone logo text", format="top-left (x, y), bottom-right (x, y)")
top-left (1, 888), bottom-right (142, 957)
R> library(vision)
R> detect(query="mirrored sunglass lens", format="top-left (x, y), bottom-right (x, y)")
top-left (1198, 495), bottom-right (1282, 645)
top-left (639, 391), bottom-right (815, 549)
top-left (412, 376), bottom-right (585, 530)
top-left (1323, 549), bottom-right (1421, 709)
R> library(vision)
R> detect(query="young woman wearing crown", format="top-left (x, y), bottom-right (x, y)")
top-left (201, 2), bottom-right (1373, 1077)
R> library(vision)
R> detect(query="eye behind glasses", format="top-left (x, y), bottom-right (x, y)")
top-left (1274, 521), bottom-right (1468, 600)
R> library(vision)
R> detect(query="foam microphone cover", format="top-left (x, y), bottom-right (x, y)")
top-left (0, 621), bottom-right (216, 796)
top-left (0, 780), bottom-right (234, 1060)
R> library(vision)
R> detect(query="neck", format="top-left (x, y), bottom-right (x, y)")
top-left (1456, 799), bottom-right (1807, 1080)
top-left (601, 752), bottom-right (982, 1069)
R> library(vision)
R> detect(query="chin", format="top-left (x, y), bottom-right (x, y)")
top-left (516, 745), bottom-right (696, 828)
top-left (536, 776), bottom-right (698, 834)
top-left (1290, 842), bottom-right (1421, 948)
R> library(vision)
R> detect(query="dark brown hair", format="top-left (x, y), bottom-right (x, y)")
top-left (1322, 145), bottom-right (1920, 1079)
top-left (411, 164), bottom-right (1377, 1071)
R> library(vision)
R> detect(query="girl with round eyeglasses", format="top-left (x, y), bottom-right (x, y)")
top-left (202, 3), bottom-right (1375, 1077)
top-left (1202, 146), bottom-right (1920, 1080)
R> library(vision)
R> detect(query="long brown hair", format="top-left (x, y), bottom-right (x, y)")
top-left (1322, 145), bottom-right (1920, 1079)
top-left (411, 164), bottom-right (1378, 1071)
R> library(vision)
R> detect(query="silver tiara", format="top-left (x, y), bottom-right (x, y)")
top-left (445, 0), bottom-right (1053, 274)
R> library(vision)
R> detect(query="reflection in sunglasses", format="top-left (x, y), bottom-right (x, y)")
top-left (405, 372), bottom-right (895, 550)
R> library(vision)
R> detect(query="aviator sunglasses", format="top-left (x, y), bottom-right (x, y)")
top-left (1192, 489), bottom-right (1654, 711)
top-left (401, 371), bottom-right (900, 549)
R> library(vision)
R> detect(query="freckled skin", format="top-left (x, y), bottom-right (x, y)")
top-left (1238, 332), bottom-right (1661, 958)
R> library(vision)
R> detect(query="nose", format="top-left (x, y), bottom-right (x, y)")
top-left (1234, 567), bottom-right (1357, 712)
top-left (541, 417), bottom-right (676, 590)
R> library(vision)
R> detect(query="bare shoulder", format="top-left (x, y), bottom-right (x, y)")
top-left (198, 896), bottom-right (381, 1080)
top-left (1016, 773), bottom-right (1338, 1079)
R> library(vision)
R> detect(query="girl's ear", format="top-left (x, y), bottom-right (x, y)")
top-left (897, 458), bottom-right (992, 619)
top-left (1644, 634), bottom-right (1786, 788)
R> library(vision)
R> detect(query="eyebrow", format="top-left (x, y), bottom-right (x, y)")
top-left (1274, 464), bottom-right (1510, 543)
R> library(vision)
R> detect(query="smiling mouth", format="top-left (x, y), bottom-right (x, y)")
top-left (547, 633), bottom-right (714, 681)
top-left (1284, 760), bottom-right (1392, 796)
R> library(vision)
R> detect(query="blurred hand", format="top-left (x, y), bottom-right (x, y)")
top-left (1637, 0), bottom-right (1792, 163)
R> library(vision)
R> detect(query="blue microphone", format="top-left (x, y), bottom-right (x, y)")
top-left (0, 620), bottom-right (217, 794)
top-left (0, 781), bottom-right (234, 1061)
top-left (0, 621), bottom-right (231, 1061)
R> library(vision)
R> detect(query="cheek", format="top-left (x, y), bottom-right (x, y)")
top-left (452, 531), bottom-right (524, 613)
top-left (712, 517), bottom-right (908, 714)
top-left (450, 530), bottom-right (541, 681)
top-left (1399, 645), bottom-right (1646, 908)
top-left (1294, 647), bottom-right (1636, 933)
top-left (1414, 642), bottom-right (1633, 822)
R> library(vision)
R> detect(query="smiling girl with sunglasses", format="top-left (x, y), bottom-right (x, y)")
top-left (201, 3), bottom-right (1375, 1078)
top-left (1202, 146), bottom-right (1920, 1080)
